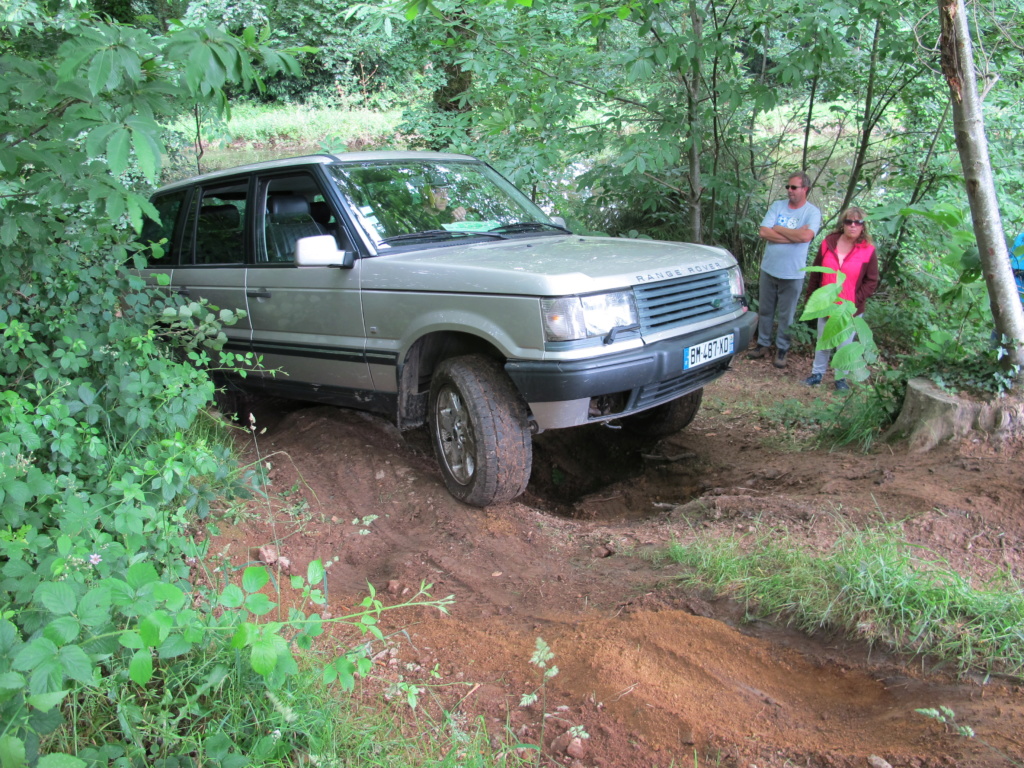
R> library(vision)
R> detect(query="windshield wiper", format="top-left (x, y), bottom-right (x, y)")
top-left (380, 229), bottom-right (509, 245)
top-left (488, 221), bottom-right (572, 235)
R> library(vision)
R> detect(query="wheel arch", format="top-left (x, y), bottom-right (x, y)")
top-left (397, 330), bottom-right (509, 429)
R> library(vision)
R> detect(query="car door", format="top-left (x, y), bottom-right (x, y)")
top-left (169, 177), bottom-right (254, 359)
top-left (243, 169), bottom-right (373, 400)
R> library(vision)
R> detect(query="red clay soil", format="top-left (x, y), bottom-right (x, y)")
top-left (208, 352), bottom-right (1024, 768)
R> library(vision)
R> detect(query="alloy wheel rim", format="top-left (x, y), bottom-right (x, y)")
top-left (435, 384), bottom-right (475, 485)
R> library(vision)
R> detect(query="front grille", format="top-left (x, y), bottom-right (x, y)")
top-left (633, 272), bottom-right (734, 336)
top-left (630, 359), bottom-right (729, 411)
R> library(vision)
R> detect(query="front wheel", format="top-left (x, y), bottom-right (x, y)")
top-left (428, 355), bottom-right (533, 507)
top-left (620, 388), bottom-right (703, 438)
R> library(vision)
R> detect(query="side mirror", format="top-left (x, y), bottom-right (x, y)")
top-left (551, 215), bottom-right (567, 228)
top-left (295, 235), bottom-right (355, 269)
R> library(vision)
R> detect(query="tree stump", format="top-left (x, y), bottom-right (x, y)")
top-left (885, 377), bottom-right (1024, 451)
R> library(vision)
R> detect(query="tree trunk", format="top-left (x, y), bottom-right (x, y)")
top-left (840, 19), bottom-right (881, 213)
top-left (801, 74), bottom-right (817, 172)
top-left (685, 0), bottom-right (704, 242)
top-left (938, 0), bottom-right (1024, 382)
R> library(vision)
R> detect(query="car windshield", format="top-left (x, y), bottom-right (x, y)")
top-left (328, 160), bottom-right (556, 248)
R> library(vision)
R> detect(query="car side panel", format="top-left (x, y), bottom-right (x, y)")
top-left (245, 263), bottom-right (372, 390)
top-left (171, 267), bottom-right (253, 355)
top-left (359, 288), bottom-right (548, 391)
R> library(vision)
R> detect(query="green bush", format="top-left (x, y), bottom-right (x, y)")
top-left (0, 11), bottom-right (376, 766)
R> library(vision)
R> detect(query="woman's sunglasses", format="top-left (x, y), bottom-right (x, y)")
top-left (843, 219), bottom-right (865, 226)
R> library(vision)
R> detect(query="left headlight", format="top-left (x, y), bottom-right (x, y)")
top-left (541, 291), bottom-right (639, 342)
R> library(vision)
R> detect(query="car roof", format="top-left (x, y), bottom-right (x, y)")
top-left (155, 150), bottom-right (481, 193)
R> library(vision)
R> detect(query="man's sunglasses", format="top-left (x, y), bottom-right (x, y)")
top-left (843, 218), bottom-right (865, 226)
top-left (785, 185), bottom-right (804, 190)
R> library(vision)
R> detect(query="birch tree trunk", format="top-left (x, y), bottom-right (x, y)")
top-left (938, 0), bottom-right (1024, 382)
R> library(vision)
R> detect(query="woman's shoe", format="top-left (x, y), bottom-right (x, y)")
top-left (834, 379), bottom-right (850, 391)
top-left (803, 373), bottom-right (822, 386)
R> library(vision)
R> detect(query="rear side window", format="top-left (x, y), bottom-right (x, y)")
top-left (181, 181), bottom-right (249, 265)
top-left (140, 191), bottom-right (186, 267)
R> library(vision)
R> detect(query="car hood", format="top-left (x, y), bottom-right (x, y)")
top-left (358, 235), bottom-right (735, 295)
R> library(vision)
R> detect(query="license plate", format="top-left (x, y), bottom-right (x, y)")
top-left (683, 334), bottom-right (734, 370)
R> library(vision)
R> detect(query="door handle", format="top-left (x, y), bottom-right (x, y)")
top-left (175, 288), bottom-right (190, 296)
top-left (247, 289), bottom-right (272, 299)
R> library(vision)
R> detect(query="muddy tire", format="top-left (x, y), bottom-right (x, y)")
top-left (429, 355), bottom-right (533, 507)
top-left (620, 388), bottom-right (703, 438)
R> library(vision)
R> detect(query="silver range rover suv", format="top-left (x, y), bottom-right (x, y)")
top-left (140, 151), bottom-right (756, 507)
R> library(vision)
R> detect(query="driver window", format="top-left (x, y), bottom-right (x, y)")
top-left (260, 174), bottom-right (345, 263)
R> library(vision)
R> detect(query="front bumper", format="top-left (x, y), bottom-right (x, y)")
top-left (505, 310), bottom-right (757, 430)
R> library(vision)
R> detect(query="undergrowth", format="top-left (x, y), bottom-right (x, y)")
top-left (661, 527), bottom-right (1024, 678)
top-left (170, 102), bottom-right (405, 151)
top-left (758, 372), bottom-right (902, 452)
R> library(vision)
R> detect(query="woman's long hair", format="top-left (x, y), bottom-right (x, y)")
top-left (831, 206), bottom-right (873, 245)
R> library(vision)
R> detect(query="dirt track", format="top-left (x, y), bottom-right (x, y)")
top-left (211, 353), bottom-right (1024, 768)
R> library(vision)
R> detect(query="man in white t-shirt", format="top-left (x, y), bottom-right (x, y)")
top-left (747, 172), bottom-right (822, 369)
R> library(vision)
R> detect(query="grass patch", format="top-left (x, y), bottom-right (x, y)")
top-left (52, 649), bottom-right (523, 768)
top-left (752, 383), bottom-right (897, 452)
top-left (661, 527), bottom-right (1024, 678)
top-left (171, 102), bottom-right (405, 150)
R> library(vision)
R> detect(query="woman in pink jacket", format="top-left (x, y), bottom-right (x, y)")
top-left (803, 206), bottom-right (880, 390)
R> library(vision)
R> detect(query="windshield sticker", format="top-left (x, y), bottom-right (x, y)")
top-left (442, 221), bottom-right (501, 232)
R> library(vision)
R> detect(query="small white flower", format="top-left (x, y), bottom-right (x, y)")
top-left (89, 553), bottom-right (102, 565)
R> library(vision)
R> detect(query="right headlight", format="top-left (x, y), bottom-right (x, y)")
top-left (728, 265), bottom-right (745, 299)
top-left (541, 291), bottom-right (639, 342)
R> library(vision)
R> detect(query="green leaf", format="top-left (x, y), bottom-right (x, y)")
top-left (35, 582), bottom-right (77, 616)
top-left (250, 637), bottom-right (279, 675)
top-left (203, 732), bottom-right (236, 760)
top-left (153, 582), bottom-right (186, 611)
top-left (627, 57), bottom-right (654, 82)
top-left (219, 584), bottom-right (244, 609)
top-left (800, 282), bottom-right (843, 320)
top-left (306, 559), bottom-right (325, 585)
top-left (126, 562), bottom-right (159, 590)
top-left (128, 122), bottom-right (161, 182)
top-left (139, 611), bottom-right (172, 647)
top-left (820, 314), bottom-right (855, 349)
top-left (87, 48), bottom-right (116, 94)
top-left (37, 755), bottom-right (86, 768)
top-left (128, 649), bottom-right (153, 686)
top-left (118, 631), bottom-right (144, 650)
top-left (12, 638), bottom-right (58, 671)
top-left (157, 633), bottom-right (193, 659)
top-left (57, 645), bottom-right (94, 685)
top-left (0, 735), bottom-right (26, 768)
top-left (230, 622), bottom-right (255, 649)
top-left (244, 593), bottom-right (275, 616)
top-left (242, 566), bottom-right (269, 593)
top-left (831, 342), bottom-right (866, 372)
top-left (27, 690), bottom-right (69, 712)
top-left (0, 671), bottom-right (26, 692)
top-left (106, 126), bottom-right (131, 177)
top-left (325, 655), bottom-right (356, 690)
top-left (84, 124), bottom-right (118, 159)
top-left (43, 617), bottom-right (80, 646)
top-left (77, 586), bottom-right (111, 627)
